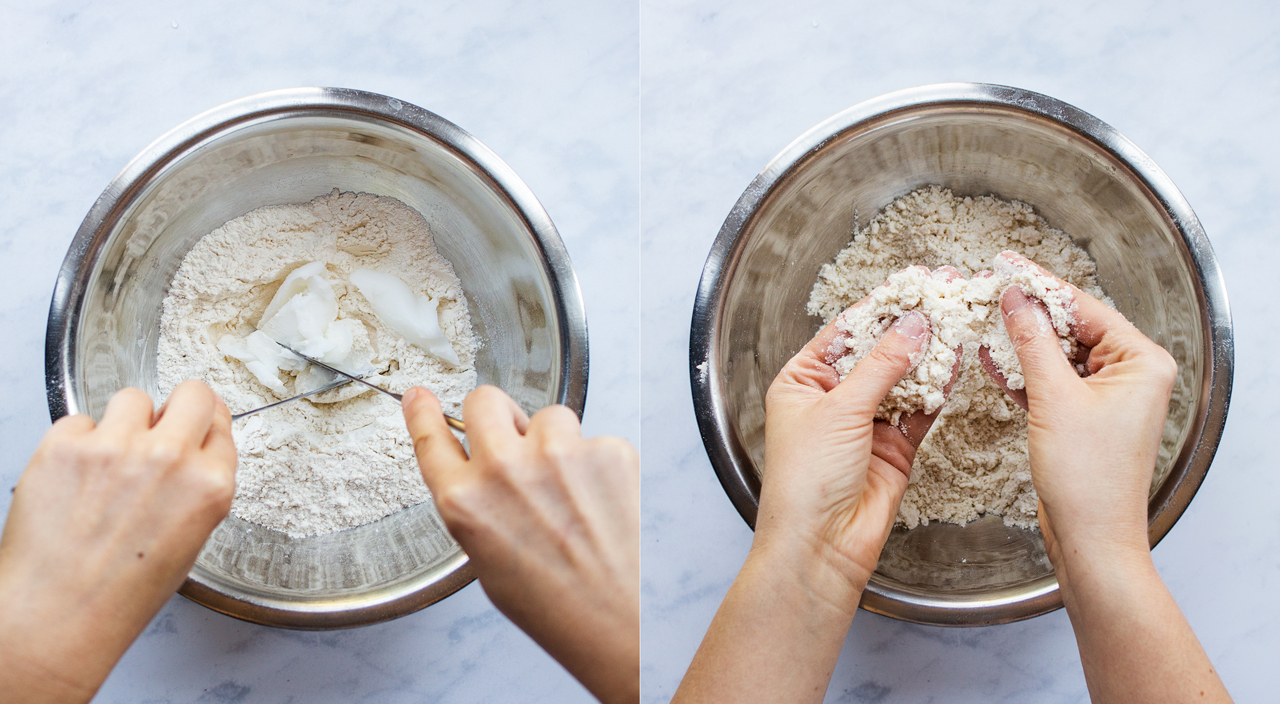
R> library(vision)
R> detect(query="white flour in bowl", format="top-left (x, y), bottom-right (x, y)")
top-left (157, 190), bottom-right (477, 537)
top-left (809, 186), bottom-right (1106, 529)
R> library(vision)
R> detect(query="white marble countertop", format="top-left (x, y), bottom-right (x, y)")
top-left (5, 0), bottom-right (1279, 701)
top-left (641, 1), bottom-right (1279, 702)
top-left (0, 1), bottom-right (636, 702)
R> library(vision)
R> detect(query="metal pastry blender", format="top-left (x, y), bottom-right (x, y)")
top-left (280, 343), bottom-right (467, 433)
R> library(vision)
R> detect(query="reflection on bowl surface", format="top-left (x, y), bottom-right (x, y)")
top-left (690, 83), bottom-right (1232, 626)
top-left (46, 88), bottom-right (588, 629)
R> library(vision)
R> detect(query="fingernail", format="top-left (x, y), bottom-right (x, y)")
top-left (894, 310), bottom-right (928, 340)
top-left (1002, 286), bottom-right (1033, 316)
top-left (402, 387), bottom-right (421, 405)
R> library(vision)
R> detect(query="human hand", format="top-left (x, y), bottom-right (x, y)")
top-left (402, 386), bottom-right (639, 704)
top-left (0, 381), bottom-right (237, 704)
top-left (673, 268), bottom-right (961, 704)
top-left (757, 265), bottom-right (960, 611)
top-left (977, 256), bottom-right (1231, 704)
top-left (979, 251), bottom-right (1176, 573)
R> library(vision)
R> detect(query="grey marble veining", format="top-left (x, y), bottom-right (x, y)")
top-left (0, 1), bottom-right (636, 702)
top-left (641, 1), bottom-right (1279, 702)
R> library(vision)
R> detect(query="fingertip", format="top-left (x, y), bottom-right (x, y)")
top-left (1065, 284), bottom-right (1134, 348)
top-left (1000, 284), bottom-right (1035, 317)
top-left (832, 310), bottom-right (932, 418)
top-left (998, 286), bottom-right (1076, 390)
top-left (402, 387), bottom-right (443, 432)
top-left (171, 379), bottom-right (216, 412)
top-left (978, 345), bottom-right (1029, 411)
top-left (529, 404), bottom-right (583, 436)
top-left (893, 309), bottom-right (929, 342)
top-left (934, 265), bottom-right (963, 283)
top-left (401, 386), bottom-right (437, 414)
top-left (213, 393), bottom-right (232, 420)
top-left (176, 378), bottom-right (213, 394)
top-left (49, 412), bottom-right (96, 437)
top-left (100, 386), bottom-right (157, 430)
top-left (464, 385), bottom-right (529, 435)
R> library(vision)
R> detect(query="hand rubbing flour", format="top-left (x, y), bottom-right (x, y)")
top-left (157, 190), bottom-right (478, 537)
top-left (809, 186), bottom-right (1107, 529)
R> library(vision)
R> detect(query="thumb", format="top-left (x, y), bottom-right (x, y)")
top-left (402, 386), bottom-right (469, 491)
top-left (1000, 286), bottom-right (1077, 393)
top-left (829, 310), bottom-right (930, 418)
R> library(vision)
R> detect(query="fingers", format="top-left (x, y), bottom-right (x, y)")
top-left (1001, 254), bottom-right (1170, 381)
top-left (97, 387), bottom-right (154, 434)
top-left (1065, 282), bottom-right (1138, 349)
top-left (1000, 287), bottom-right (1078, 392)
top-left (827, 310), bottom-right (931, 419)
top-left (790, 293), bottom-right (873, 369)
top-left (871, 422), bottom-right (918, 477)
top-left (402, 386), bottom-right (469, 490)
top-left (896, 348), bottom-right (963, 447)
top-left (995, 250), bottom-right (1055, 278)
top-left (779, 266), bottom-right (940, 397)
top-left (152, 380), bottom-right (217, 447)
top-left (934, 265), bottom-right (962, 283)
top-left (997, 250), bottom-right (1133, 349)
top-left (525, 404), bottom-right (584, 442)
top-left (979, 345), bottom-right (1029, 411)
top-left (463, 385), bottom-right (532, 448)
top-left (45, 413), bottom-right (96, 441)
top-left (201, 394), bottom-right (238, 470)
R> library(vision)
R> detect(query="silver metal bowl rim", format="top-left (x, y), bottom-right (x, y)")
top-left (688, 82), bottom-right (1234, 626)
top-left (45, 87), bottom-right (591, 629)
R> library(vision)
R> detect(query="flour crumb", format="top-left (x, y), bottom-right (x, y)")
top-left (809, 186), bottom-right (1107, 529)
top-left (157, 190), bottom-right (478, 537)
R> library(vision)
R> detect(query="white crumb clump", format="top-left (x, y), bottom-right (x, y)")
top-left (157, 190), bottom-right (478, 537)
top-left (980, 255), bottom-right (1082, 390)
top-left (809, 185), bottom-right (1107, 529)
top-left (832, 266), bottom-right (968, 423)
top-left (833, 255), bottom-right (1084, 423)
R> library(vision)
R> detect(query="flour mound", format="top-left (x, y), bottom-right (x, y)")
top-left (809, 185), bottom-right (1106, 529)
top-left (157, 190), bottom-right (478, 537)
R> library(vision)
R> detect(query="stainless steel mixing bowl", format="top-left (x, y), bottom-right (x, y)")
top-left (46, 88), bottom-right (589, 629)
top-left (690, 83), bottom-right (1232, 626)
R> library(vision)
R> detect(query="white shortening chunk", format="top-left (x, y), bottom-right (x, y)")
top-left (259, 261), bottom-right (340, 359)
top-left (218, 262), bottom-right (368, 395)
top-left (349, 268), bottom-right (460, 365)
top-left (217, 330), bottom-right (304, 394)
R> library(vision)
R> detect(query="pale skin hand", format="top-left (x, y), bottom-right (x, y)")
top-left (675, 266), bottom-right (960, 704)
top-left (982, 250), bottom-right (1232, 704)
top-left (0, 381), bottom-right (237, 704)
top-left (402, 385), bottom-right (639, 704)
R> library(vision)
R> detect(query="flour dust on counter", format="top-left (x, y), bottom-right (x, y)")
top-left (157, 190), bottom-right (478, 537)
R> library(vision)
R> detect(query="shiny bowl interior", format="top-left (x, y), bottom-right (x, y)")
top-left (46, 88), bottom-right (589, 629)
top-left (690, 84), bottom-right (1232, 626)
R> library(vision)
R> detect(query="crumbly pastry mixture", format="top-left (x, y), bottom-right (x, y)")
top-left (830, 254), bottom-right (1080, 423)
top-left (809, 186), bottom-right (1106, 528)
top-left (157, 190), bottom-right (477, 537)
